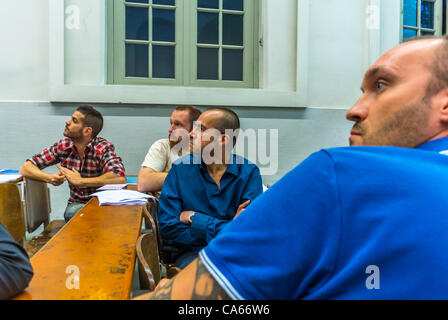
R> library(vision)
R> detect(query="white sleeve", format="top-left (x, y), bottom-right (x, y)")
top-left (141, 139), bottom-right (170, 172)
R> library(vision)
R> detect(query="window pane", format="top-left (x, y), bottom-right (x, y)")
top-left (421, 30), bottom-right (435, 36)
top-left (421, 1), bottom-right (435, 29)
top-left (197, 47), bottom-right (218, 80)
top-left (126, 6), bottom-right (148, 40)
top-left (223, 14), bottom-right (243, 46)
top-left (403, 0), bottom-right (418, 27)
top-left (153, 0), bottom-right (175, 5)
top-left (198, 12), bottom-right (219, 44)
top-left (127, 0), bottom-right (149, 3)
top-left (153, 45), bottom-right (175, 78)
top-left (153, 8), bottom-right (175, 42)
top-left (223, 0), bottom-right (243, 11)
top-left (222, 49), bottom-right (243, 81)
top-left (443, 0), bottom-right (446, 35)
top-left (126, 44), bottom-right (149, 77)
top-left (198, 0), bottom-right (219, 9)
top-left (403, 28), bottom-right (417, 40)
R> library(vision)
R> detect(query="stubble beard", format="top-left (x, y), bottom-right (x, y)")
top-left (353, 99), bottom-right (431, 148)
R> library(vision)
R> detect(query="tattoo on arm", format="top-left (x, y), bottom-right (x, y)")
top-left (191, 258), bottom-right (230, 300)
top-left (149, 258), bottom-right (231, 300)
top-left (149, 277), bottom-right (174, 300)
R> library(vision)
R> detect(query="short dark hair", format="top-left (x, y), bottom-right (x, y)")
top-left (425, 35), bottom-right (448, 99)
top-left (207, 107), bottom-right (240, 147)
top-left (174, 105), bottom-right (202, 129)
top-left (76, 105), bottom-right (103, 138)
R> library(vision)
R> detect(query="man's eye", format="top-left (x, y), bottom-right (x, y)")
top-left (376, 82), bottom-right (385, 90)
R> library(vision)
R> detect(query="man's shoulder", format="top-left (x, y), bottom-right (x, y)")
top-left (92, 137), bottom-right (116, 153)
top-left (54, 138), bottom-right (73, 152)
top-left (149, 138), bottom-right (171, 152)
top-left (172, 153), bottom-right (198, 166)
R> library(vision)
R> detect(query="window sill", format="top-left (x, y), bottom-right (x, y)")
top-left (50, 84), bottom-right (307, 108)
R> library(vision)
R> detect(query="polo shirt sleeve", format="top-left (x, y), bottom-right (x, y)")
top-left (199, 150), bottom-right (341, 300)
top-left (141, 139), bottom-right (169, 172)
top-left (158, 164), bottom-right (205, 247)
top-left (27, 141), bottom-right (61, 170)
top-left (100, 145), bottom-right (126, 177)
top-left (0, 223), bottom-right (34, 299)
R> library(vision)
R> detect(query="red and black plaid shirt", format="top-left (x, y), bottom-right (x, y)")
top-left (28, 137), bottom-right (126, 204)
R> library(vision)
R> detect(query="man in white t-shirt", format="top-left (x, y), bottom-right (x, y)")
top-left (137, 106), bottom-right (201, 193)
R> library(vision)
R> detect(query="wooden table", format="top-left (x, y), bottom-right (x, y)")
top-left (13, 197), bottom-right (143, 300)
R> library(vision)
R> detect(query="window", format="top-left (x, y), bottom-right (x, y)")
top-left (109, 0), bottom-right (259, 88)
top-left (443, 0), bottom-right (446, 34)
top-left (402, 0), bottom-right (444, 40)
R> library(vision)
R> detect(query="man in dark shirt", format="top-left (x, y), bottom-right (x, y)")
top-left (0, 222), bottom-right (33, 299)
top-left (158, 107), bottom-right (263, 269)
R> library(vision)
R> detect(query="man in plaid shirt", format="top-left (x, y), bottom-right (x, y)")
top-left (19, 105), bottom-right (126, 222)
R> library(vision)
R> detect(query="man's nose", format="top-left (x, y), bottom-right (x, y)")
top-left (346, 97), bottom-right (368, 123)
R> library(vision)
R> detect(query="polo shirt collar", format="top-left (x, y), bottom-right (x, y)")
top-left (417, 137), bottom-right (448, 153)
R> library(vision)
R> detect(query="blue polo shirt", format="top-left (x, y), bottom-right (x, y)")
top-left (0, 222), bottom-right (33, 299)
top-left (158, 153), bottom-right (263, 252)
top-left (200, 137), bottom-right (448, 299)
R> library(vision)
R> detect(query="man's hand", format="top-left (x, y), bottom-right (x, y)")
top-left (57, 165), bottom-right (84, 187)
top-left (180, 211), bottom-right (195, 224)
top-left (48, 172), bottom-right (66, 186)
top-left (234, 200), bottom-right (251, 219)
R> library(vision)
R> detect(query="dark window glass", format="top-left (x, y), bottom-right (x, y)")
top-left (153, 45), bottom-right (175, 78)
top-left (222, 49), bottom-right (243, 81)
top-left (197, 48), bottom-right (218, 80)
top-left (153, 0), bottom-right (175, 5)
top-left (403, 28), bottom-right (418, 40)
top-left (126, 6), bottom-right (148, 40)
top-left (198, 0), bottom-right (219, 9)
top-left (223, 14), bottom-right (243, 46)
top-left (421, 1), bottom-right (434, 29)
top-left (126, 44), bottom-right (149, 77)
top-left (223, 0), bottom-right (243, 11)
top-left (443, 0), bottom-right (446, 35)
top-left (153, 8), bottom-right (175, 42)
top-left (198, 12), bottom-right (219, 44)
top-left (421, 30), bottom-right (435, 36)
top-left (127, 0), bottom-right (149, 3)
top-left (403, 0), bottom-right (418, 27)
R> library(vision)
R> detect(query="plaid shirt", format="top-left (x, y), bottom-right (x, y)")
top-left (28, 137), bottom-right (125, 204)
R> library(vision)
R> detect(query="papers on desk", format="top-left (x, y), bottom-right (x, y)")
top-left (90, 189), bottom-right (154, 206)
top-left (0, 169), bottom-right (22, 183)
top-left (96, 184), bottom-right (128, 191)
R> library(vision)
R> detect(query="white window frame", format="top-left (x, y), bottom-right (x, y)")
top-left (49, 0), bottom-right (309, 108)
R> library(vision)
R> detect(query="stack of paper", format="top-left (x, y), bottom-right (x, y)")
top-left (90, 189), bottom-right (154, 206)
top-left (96, 184), bottom-right (128, 191)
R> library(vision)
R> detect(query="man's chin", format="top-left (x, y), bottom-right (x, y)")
top-left (349, 135), bottom-right (363, 146)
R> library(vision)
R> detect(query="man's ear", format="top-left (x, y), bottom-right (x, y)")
top-left (83, 126), bottom-right (93, 138)
top-left (220, 133), bottom-right (230, 146)
top-left (434, 88), bottom-right (448, 123)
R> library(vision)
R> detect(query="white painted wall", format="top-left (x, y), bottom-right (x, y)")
top-left (64, 0), bottom-right (106, 85)
top-left (0, 0), bottom-right (49, 101)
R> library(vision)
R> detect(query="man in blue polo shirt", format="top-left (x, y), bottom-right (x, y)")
top-left (0, 222), bottom-right (33, 299)
top-left (157, 107), bottom-right (263, 269)
top-left (136, 36), bottom-right (448, 300)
